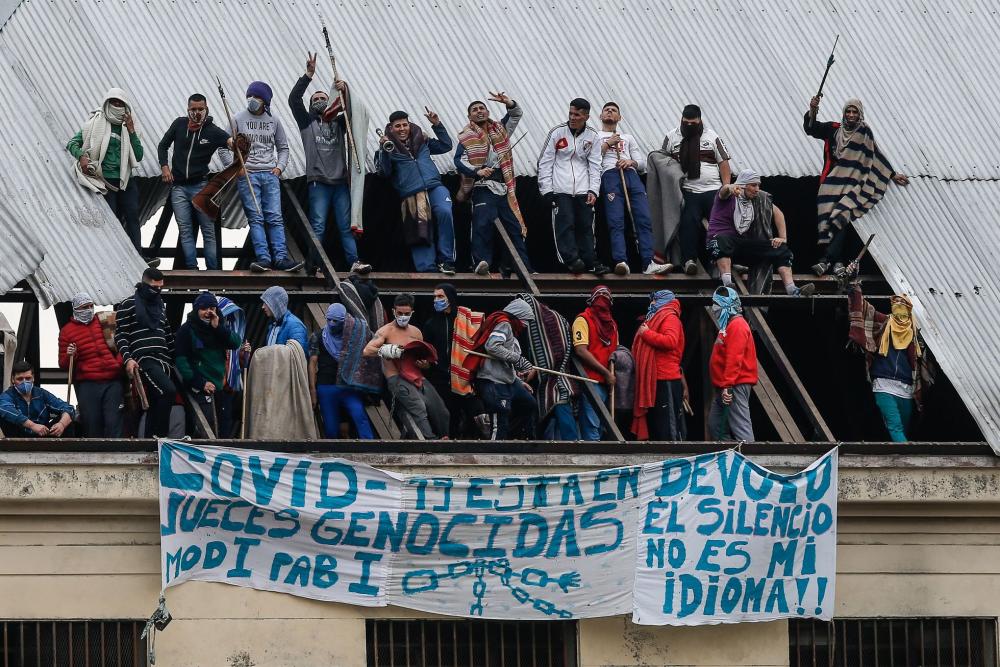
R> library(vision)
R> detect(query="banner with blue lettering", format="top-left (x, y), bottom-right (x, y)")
top-left (158, 441), bottom-right (837, 624)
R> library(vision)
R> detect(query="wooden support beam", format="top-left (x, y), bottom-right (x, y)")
top-left (148, 197), bottom-right (174, 255)
top-left (13, 303), bottom-right (38, 370)
top-left (493, 218), bottom-right (539, 296)
top-left (172, 369), bottom-right (217, 439)
top-left (733, 277), bottom-right (835, 442)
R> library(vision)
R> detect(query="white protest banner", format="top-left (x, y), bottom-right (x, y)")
top-left (632, 449), bottom-right (838, 625)
top-left (159, 442), bottom-right (402, 606)
top-left (157, 441), bottom-right (837, 625)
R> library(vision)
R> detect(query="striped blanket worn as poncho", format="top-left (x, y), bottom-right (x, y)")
top-left (450, 306), bottom-right (484, 396)
top-left (518, 293), bottom-right (579, 419)
top-left (456, 120), bottom-right (524, 231)
top-left (816, 122), bottom-right (895, 246)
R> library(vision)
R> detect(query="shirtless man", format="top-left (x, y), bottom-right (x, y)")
top-left (363, 293), bottom-right (449, 438)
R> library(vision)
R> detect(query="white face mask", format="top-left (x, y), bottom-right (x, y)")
top-left (247, 97), bottom-right (263, 114)
top-left (394, 313), bottom-right (412, 328)
top-left (73, 307), bottom-right (95, 324)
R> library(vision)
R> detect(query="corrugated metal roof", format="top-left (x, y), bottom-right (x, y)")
top-left (856, 178), bottom-right (1000, 453)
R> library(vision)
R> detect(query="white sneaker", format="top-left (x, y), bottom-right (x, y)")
top-left (474, 260), bottom-right (490, 276)
top-left (643, 260), bottom-right (673, 275)
top-left (351, 261), bottom-right (373, 275)
top-left (614, 261), bottom-right (630, 276)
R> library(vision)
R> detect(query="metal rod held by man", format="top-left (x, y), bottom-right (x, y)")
top-left (321, 17), bottom-right (361, 173)
top-left (465, 350), bottom-right (599, 384)
top-left (216, 76), bottom-right (262, 217)
top-left (808, 34), bottom-right (840, 128)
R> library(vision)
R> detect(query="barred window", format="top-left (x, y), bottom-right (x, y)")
top-left (0, 620), bottom-right (146, 667)
top-left (790, 618), bottom-right (998, 667)
top-left (366, 619), bottom-right (577, 667)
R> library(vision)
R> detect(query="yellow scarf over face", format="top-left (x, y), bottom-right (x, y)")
top-left (878, 296), bottom-right (921, 357)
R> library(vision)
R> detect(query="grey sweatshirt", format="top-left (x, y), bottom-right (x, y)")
top-left (233, 109), bottom-right (290, 172)
top-left (479, 321), bottom-right (532, 384)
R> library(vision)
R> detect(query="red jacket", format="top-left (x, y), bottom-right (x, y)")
top-left (638, 301), bottom-right (684, 381)
top-left (710, 316), bottom-right (757, 388)
top-left (58, 319), bottom-right (123, 383)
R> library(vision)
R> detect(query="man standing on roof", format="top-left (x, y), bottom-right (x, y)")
top-left (707, 169), bottom-right (815, 296)
top-left (58, 292), bottom-right (124, 438)
top-left (708, 287), bottom-right (757, 442)
top-left (454, 92), bottom-right (532, 276)
top-left (158, 93), bottom-right (233, 271)
top-left (235, 81), bottom-right (304, 273)
top-left (363, 294), bottom-right (450, 438)
top-left (464, 298), bottom-right (538, 440)
top-left (537, 98), bottom-right (610, 276)
top-left (289, 53), bottom-right (372, 277)
top-left (662, 104), bottom-right (732, 276)
top-left (805, 97), bottom-right (909, 277)
top-left (67, 88), bottom-right (156, 266)
top-left (175, 292), bottom-right (241, 437)
top-left (846, 268), bottom-right (929, 442)
top-left (376, 109), bottom-right (457, 274)
top-left (260, 286), bottom-right (309, 354)
top-left (572, 286), bottom-right (618, 441)
top-left (596, 103), bottom-right (670, 276)
top-left (114, 268), bottom-right (176, 438)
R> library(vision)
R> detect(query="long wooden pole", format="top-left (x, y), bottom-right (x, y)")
top-left (465, 349), bottom-right (598, 384)
top-left (65, 353), bottom-right (75, 402)
top-left (321, 18), bottom-right (361, 173)
top-left (240, 366), bottom-right (248, 439)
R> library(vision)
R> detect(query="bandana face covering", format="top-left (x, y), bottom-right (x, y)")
top-left (311, 99), bottom-right (329, 115)
top-left (188, 109), bottom-right (207, 128)
top-left (105, 104), bottom-right (127, 125)
top-left (891, 304), bottom-right (910, 323)
top-left (433, 298), bottom-right (449, 312)
top-left (73, 307), bottom-right (95, 324)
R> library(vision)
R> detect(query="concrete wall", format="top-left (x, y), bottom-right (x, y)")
top-left (1, 451), bottom-right (998, 667)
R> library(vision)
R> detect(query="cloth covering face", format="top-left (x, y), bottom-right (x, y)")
top-left (880, 296), bottom-right (920, 357)
top-left (322, 303), bottom-right (348, 360)
top-left (245, 339), bottom-right (318, 439)
top-left (72, 87), bottom-right (141, 193)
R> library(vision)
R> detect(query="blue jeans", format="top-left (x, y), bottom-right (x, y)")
top-left (601, 169), bottom-right (654, 265)
top-left (172, 182), bottom-right (219, 269)
top-left (548, 401), bottom-right (580, 440)
top-left (316, 384), bottom-right (374, 439)
top-left (237, 171), bottom-right (288, 264)
top-left (410, 185), bottom-right (456, 271)
top-left (579, 384), bottom-right (609, 441)
top-left (470, 188), bottom-right (532, 270)
top-left (308, 181), bottom-right (356, 265)
top-left (873, 391), bottom-right (914, 442)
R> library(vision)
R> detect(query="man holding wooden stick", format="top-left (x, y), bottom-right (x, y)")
top-left (573, 286), bottom-right (619, 441)
top-left (597, 103), bottom-right (670, 276)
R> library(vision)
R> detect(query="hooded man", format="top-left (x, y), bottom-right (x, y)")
top-left (707, 169), bottom-right (816, 296)
top-left (234, 80), bottom-right (304, 273)
top-left (364, 293), bottom-right (450, 438)
top-left (0, 361), bottom-right (75, 438)
top-left (632, 290), bottom-right (687, 441)
top-left (175, 292), bottom-right (242, 436)
top-left (708, 287), bottom-right (757, 442)
top-left (597, 103), bottom-right (670, 276)
top-left (662, 104), bottom-right (732, 275)
top-left (309, 303), bottom-right (378, 439)
top-left (537, 98), bottom-right (610, 275)
top-left (573, 286), bottom-right (619, 440)
top-left (217, 296), bottom-right (247, 438)
top-left (847, 270), bottom-right (929, 442)
top-left (422, 283), bottom-right (487, 437)
top-left (376, 109), bottom-right (456, 274)
top-left (114, 268), bottom-right (176, 438)
top-left (454, 92), bottom-right (532, 276)
top-left (805, 97), bottom-right (909, 276)
top-left (290, 53), bottom-right (372, 276)
top-left (464, 298), bottom-right (538, 440)
top-left (58, 292), bottom-right (124, 438)
top-left (260, 286), bottom-right (309, 354)
top-left (158, 94), bottom-right (234, 270)
top-left (67, 87), bottom-right (153, 263)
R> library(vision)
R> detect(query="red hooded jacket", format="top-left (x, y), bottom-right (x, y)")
top-left (58, 319), bottom-right (123, 383)
top-left (709, 316), bottom-right (758, 388)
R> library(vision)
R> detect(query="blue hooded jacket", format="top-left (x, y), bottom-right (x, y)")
top-left (375, 122), bottom-right (453, 198)
top-left (262, 286), bottom-right (309, 355)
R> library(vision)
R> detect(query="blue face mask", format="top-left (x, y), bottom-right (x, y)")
top-left (15, 380), bottom-right (32, 395)
top-left (433, 298), bottom-right (449, 312)
top-left (247, 97), bottom-right (263, 114)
